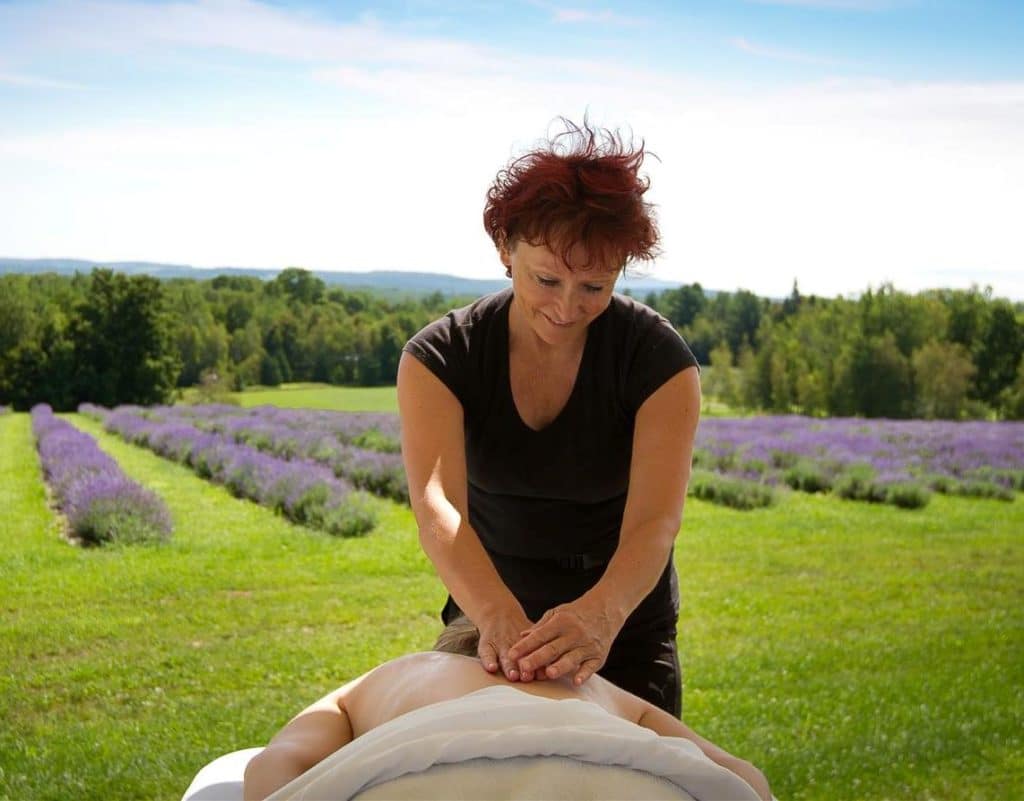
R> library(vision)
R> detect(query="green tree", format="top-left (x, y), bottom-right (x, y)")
top-left (268, 267), bottom-right (326, 306)
top-left (859, 283), bottom-right (947, 356)
top-left (832, 331), bottom-right (913, 418)
top-left (661, 283), bottom-right (707, 329)
top-left (997, 354), bottom-right (1024, 420)
top-left (71, 270), bottom-right (181, 407)
top-left (169, 284), bottom-right (229, 387)
top-left (911, 340), bottom-right (976, 419)
top-left (704, 343), bottom-right (740, 410)
top-left (974, 301), bottom-right (1023, 406)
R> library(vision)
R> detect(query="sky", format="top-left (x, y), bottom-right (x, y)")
top-left (1, 0), bottom-right (1022, 300)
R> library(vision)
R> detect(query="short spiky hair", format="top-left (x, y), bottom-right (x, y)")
top-left (433, 615), bottom-right (480, 657)
top-left (483, 117), bottom-right (660, 272)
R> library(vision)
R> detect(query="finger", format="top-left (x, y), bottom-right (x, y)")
top-left (572, 658), bottom-right (603, 686)
top-left (508, 620), bottom-right (563, 661)
top-left (508, 632), bottom-right (551, 662)
top-left (477, 640), bottom-right (499, 674)
top-left (543, 648), bottom-right (590, 680)
top-left (518, 637), bottom-right (574, 674)
top-left (497, 646), bottom-right (521, 682)
top-left (517, 608), bottom-right (558, 639)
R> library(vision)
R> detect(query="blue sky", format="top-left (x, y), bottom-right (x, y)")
top-left (1, 0), bottom-right (1022, 299)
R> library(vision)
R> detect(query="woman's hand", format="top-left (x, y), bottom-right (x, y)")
top-left (476, 605), bottom-right (537, 682)
top-left (507, 594), bottom-right (624, 686)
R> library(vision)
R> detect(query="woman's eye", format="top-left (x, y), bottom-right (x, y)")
top-left (538, 277), bottom-right (558, 287)
top-left (584, 285), bottom-right (604, 294)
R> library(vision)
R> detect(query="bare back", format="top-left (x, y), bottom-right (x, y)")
top-left (341, 652), bottom-right (642, 737)
top-left (247, 652), bottom-right (771, 801)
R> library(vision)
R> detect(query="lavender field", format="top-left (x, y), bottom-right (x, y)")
top-left (81, 404), bottom-right (379, 537)
top-left (86, 403), bottom-right (1024, 513)
top-left (694, 416), bottom-right (1024, 509)
top-left (31, 404), bottom-right (171, 545)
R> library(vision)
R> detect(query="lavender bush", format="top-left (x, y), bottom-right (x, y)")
top-left (101, 408), bottom-right (376, 536)
top-left (688, 470), bottom-right (777, 510)
top-left (107, 404), bottom-right (408, 503)
top-left (32, 404), bottom-right (172, 545)
top-left (696, 416), bottom-right (1024, 510)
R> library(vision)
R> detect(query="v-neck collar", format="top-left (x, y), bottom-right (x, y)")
top-left (501, 297), bottom-right (592, 434)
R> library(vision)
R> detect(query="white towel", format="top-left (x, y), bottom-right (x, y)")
top-left (268, 686), bottom-right (761, 801)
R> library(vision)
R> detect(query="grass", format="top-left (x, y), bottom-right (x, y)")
top-left (230, 383), bottom-right (398, 413)
top-left (1, 402), bottom-right (1022, 801)
top-left (226, 381), bottom-right (744, 418)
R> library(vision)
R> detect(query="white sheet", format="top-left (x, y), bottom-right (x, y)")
top-left (268, 685), bottom-right (761, 801)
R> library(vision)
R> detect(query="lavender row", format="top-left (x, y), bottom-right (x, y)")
top-left (31, 404), bottom-right (172, 545)
top-left (100, 408), bottom-right (376, 537)
top-left (168, 403), bottom-right (400, 452)
top-left (95, 404), bottom-right (408, 503)
top-left (696, 416), bottom-right (1024, 506)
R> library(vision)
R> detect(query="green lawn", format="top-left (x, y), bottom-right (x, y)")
top-left (230, 383), bottom-right (398, 413)
top-left (1, 408), bottom-right (1021, 801)
top-left (225, 380), bottom-right (746, 418)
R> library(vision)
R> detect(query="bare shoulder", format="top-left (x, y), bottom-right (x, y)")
top-left (342, 653), bottom-right (493, 735)
top-left (343, 652), bottom-right (648, 733)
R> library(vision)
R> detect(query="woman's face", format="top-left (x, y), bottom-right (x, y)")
top-left (502, 239), bottom-right (619, 346)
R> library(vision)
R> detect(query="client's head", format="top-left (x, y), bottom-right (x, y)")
top-left (433, 615), bottom-right (480, 657)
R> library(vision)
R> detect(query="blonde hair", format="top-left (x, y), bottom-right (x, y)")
top-left (433, 615), bottom-right (480, 657)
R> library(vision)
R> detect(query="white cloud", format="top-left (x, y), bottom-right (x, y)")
top-left (549, 7), bottom-right (647, 26)
top-left (0, 0), bottom-right (506, 70)
top-left (0, 71), bottom-right (88, 89)
top-left (0, 1), bottom-right (1021, 300)
top-left (730, 36), bottom-right (850, 67)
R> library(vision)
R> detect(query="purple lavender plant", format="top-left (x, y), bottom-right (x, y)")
top-left (695, 415), bottom-right (1024, 509)
top-left (122, 404), bottom-right (408, 503)
top-left (31, 404), bottom-right (172, 545)
top-left (102, 405), bottom-right (376, 536)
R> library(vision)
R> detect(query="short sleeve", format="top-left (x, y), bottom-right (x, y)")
top-left (624, 315), bottom-right (699, 413)
top-left (403, 312), bottom-right (469, 405)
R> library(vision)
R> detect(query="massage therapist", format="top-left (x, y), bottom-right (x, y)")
top-left (398, 118), bottom-right (700, 716)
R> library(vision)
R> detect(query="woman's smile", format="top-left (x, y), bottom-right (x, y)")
top-left (542, 312), bottom-right (576, 328)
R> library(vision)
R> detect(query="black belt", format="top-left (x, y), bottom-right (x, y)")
top-left (555, 552), bottom-right (609, 571)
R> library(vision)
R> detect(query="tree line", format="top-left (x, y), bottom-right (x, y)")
top-left (642, 281), bottom-right (1024, 420)
top-left (1, 267), bottom-right (1022, 419)
top-left (0, 268), bottom-right (446, 411)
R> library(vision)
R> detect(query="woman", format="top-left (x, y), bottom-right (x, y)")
top-left (398, 119), bottom-right (700, 716)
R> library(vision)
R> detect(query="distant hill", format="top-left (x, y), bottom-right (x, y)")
top-left (0, 258), bottom-right (687, 297)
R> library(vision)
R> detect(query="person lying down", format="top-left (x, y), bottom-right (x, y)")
top-left (243, 617), bottom-right (772, 801)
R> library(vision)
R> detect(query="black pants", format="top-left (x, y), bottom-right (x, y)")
top-left (599, 626), bottom-right (681, 718)
top-left (441, 596), bottom-right (682, 717)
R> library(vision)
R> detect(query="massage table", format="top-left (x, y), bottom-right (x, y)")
top-left (182, 686), bottom-right (764, 800)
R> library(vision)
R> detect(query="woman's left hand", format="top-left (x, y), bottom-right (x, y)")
top-left (507, 595), bottom-right (624, 686)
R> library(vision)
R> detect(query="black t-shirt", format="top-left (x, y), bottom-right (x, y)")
top-left (404, 288), bottom-right (698, 630)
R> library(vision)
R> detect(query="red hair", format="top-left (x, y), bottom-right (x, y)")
top-left (483, 118), bottom-right (659, 272)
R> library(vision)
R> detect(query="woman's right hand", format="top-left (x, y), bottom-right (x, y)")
top-left (476, 606), bottom-right (536, 682)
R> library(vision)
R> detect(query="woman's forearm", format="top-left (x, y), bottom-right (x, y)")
top-left (414, 494), bottom-right (521, 622)
top-left (584, 513), bottom-right (680, 627)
